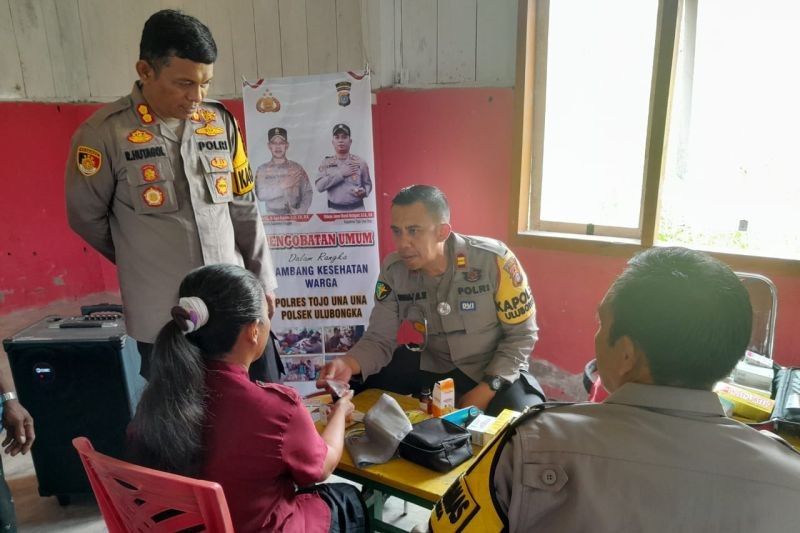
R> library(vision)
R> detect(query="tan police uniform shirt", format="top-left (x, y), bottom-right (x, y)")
top-left (255, 159), bottom-right (313, 215)
top-left (315, 153), bottom-right (372, 208)
top-left (349, 233), bottom-right (538, 383)
top-left (65, 82), bottom-right (277, 343)
top-left (493, 383), bottom-right (800, 532)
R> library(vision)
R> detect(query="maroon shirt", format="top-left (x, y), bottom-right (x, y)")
top-left (202, 360), bottom-right (330, 532)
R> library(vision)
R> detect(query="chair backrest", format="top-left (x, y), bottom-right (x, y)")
top-left (72, 437), bottom-right (234, 533)
top-left (735, 272), bottom-right (778, 359)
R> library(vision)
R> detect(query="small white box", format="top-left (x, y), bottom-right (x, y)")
top-left (732, 360), bottom-right (774, 391)
top-left (467, 414), bottom-right (497, 446)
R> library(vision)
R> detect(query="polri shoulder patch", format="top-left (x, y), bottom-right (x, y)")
top-left (76, 146), bottom-right (102, 177)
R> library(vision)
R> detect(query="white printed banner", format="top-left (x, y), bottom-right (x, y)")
top-left (243, 71), bottom-right (378, 395)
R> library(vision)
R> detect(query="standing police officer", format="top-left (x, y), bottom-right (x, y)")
top-left (255, 127), bottom-right (313, 215)
top-left (318, 185), bottom-right (542, 415)
top-left (316, 123), bottom-right (372, 211)
top-left (65, 10), bottom-right (277, 379)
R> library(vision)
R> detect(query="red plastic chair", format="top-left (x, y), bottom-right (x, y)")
top-left (72, 437), bottom-right (234, 532)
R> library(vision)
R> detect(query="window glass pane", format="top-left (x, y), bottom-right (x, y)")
top-left (659, 0), bottom-right (800, 259)
top-left (539, 0), bottom-right (658, 228)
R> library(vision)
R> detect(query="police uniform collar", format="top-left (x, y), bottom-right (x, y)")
top-left (605, 383), bottom-right (727, 417)
top-left (450, 232), bottom-right (468, 258)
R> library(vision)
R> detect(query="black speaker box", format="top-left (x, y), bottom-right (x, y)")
top-left (3, 315), bottom-right (145, 503)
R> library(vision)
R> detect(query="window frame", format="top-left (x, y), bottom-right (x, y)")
top-left (509, 0), bottom-right (800, 274)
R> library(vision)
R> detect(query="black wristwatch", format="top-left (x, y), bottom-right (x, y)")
top-left (482, 375), bottom-right (507, 392)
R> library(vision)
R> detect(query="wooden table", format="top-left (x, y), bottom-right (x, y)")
top-left (316, 389), bottom-right (476, 532)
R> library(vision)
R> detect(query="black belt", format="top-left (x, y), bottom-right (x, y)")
top-left (328, 199), bottom-right (364, 210)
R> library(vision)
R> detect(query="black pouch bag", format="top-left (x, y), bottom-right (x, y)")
top-left (398, 417), bottom-right (473, 472)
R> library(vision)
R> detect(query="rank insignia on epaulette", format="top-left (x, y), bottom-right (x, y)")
top-left (136, 104), bottom-right (154, 124)
top-left (215, 176), bottom-right (229, 195)
top-left (210, 157), bottom-right (228, 169)
top-left (141, 164), bottom-right (159, 182)
top-left (195, 124), bottom-right (224, 137)
top-left (76, 146), bottom-right (102, 177)
top-left (127, 129), bottom-right (153, 144)
top-left (456, 253), bottom-right (467, 269)
top-left (142, 185), bottom-right (165, 207)
top-left (200, 108), bottom-right (217, 123)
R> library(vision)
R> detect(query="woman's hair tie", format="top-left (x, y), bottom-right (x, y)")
top-left (171, 296), bottom-right (210, 335)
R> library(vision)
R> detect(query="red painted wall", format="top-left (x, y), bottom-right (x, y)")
top-left (2, 90), bottom-right (799, 372)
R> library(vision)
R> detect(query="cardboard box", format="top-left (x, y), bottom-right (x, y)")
top-left (714, 382), bottom-right (774, 422)
top-left (466, 409), bottom-right (522, 446)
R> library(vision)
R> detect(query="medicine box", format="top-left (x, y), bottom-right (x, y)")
top-left (432, 378), bottom-right (455, 417)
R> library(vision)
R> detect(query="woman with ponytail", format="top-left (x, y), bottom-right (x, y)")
top-left (128, 264), bottom-right (368, 532)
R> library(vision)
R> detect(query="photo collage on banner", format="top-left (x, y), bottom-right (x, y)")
top-left (243, 72), bottom-right (379, 396)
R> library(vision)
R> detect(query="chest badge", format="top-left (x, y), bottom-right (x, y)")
top-left (127, 129), bottom-right (153, 144)
top-left (210, 157), bottom-right (228, 169)
top-left (215, 176), bottom-right (229, 195)
top-left (463, 268), bottom-right (482, 282)
top-left (141, 164), bottom-right (159, 182)
top-left (142, 185), bottom-right (165, 207)
top-left (76, 146), bottom-right (102, 177)
top-left (195, 124), bottom-right (224, 137)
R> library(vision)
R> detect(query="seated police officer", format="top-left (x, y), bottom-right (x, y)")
top-left (318, 185), bottom-right (543, 415)
top-left (479, 247), bottom-right (800, 531)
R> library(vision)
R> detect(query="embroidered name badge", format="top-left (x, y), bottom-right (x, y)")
top-left (461, 301), bottom-right (476, 312)
top-left (76, 146), bottom-right (102, 177)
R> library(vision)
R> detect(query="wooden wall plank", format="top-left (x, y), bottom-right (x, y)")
top-left (278, 0), bottom-right (309, 76)
top-left (0, 0), bottom-right (26, 98)
top-left (364, 0), bottom-right (395, 88)
top-left (203, 0), bottom-right (236, 96)
top-left (229, 0), bottom-right (259, 94)
top-left (78, 0), bottom-right (136, 98)
top-left (306, 0), bottom-right (338, 74)
top-left (253, 0), bottom-right (283, 79)
top-left (42, 0), bottom-right (91, 99)
top-left (401, 0), bottom-right (437, 85)
top-left (437, 0), bottom-right (476, 84)
top-left (476, 0), bottom-right (516, 86)
top-left (10, 0), bottom-right (56, 98)
top-left (336, 0), bottom-right (364, 72)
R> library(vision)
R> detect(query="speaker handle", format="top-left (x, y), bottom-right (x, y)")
top-left (80, 303), bottom-right (123, 316)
